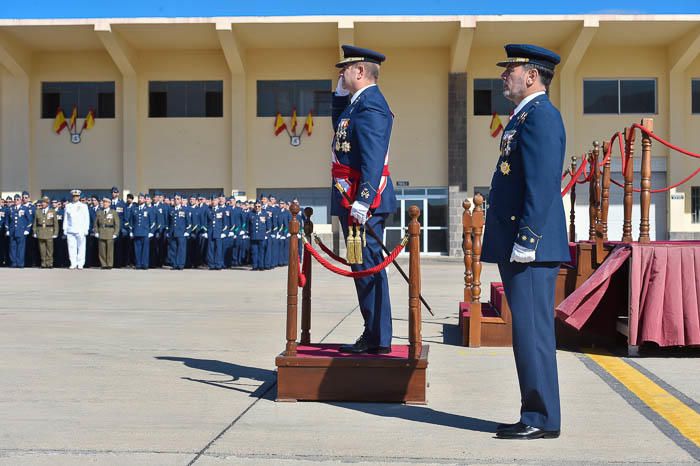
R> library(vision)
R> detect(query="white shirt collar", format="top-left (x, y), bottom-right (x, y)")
top-left (350, 84), bottom-right (377, 104)
top-left (512, 91), bottom-right (545, 118)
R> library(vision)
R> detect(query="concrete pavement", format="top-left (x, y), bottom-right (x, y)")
top-left (0, 260), bottom-right (697, 465)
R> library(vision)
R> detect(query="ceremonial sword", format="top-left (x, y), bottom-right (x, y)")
top-left (334, 182), bottom-right (434, 316)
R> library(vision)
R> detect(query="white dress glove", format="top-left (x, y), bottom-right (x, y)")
top-left (94, 233), bottom-right (99, 238)
top-left (129, 233), bottom-right (134, 238)
top-left (33, 233), bottom-right (37, 238)
top-left (112, 234), bottom-right (117, 239)
top-left (184, 232), bottom-right (190, 237)
top-left (350, 201), bottom-right (369, 225)
top-left (24, 231), bottom-right (29, 236)
top-left (202, 233), bottom-right (208, 239)
top-left (510, 243), bottom-right (536, 263)
top-left (148, 233), bottom-right (154, 238)
top-left (335, 77), bottom-right (350, 97)
top-left (228, 232), bottom-right (234, 237)
top-left (220, 233), bottom-right (226, 239)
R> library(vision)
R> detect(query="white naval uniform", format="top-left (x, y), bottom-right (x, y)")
top-left (64, 201), bottom-right (90, 268)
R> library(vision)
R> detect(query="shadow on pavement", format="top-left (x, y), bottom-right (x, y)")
top-left (156, 355), bottom-right (500, 434)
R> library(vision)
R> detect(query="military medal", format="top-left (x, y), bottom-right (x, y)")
top-left (341, 141), bottom-right (351, 153)
top-left (360, 188), bottom-right (370, 199)
top-left (517, 111), bottom-right (529, 125)
top-left (500, 161), bottom-right (511, 175)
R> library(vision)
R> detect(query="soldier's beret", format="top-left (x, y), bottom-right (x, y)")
top-left (111, 186), bottom-right (120, 193)
top-left (336, 45), bottom-right (386, 68)
top-left (497, 44), bottom-right (560, 71)
top-left (70, 189), bottom-right (81, 196)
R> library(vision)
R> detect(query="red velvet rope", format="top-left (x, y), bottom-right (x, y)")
top-left (561, 157), bottom-right (589, 197)
top-left (314, 236), bottom-right (349, 266)
top-left (303, 239), bottom-right (406, 278)
top-left (297, 246), bottom-right (307, 288)
top-left (632, 123), bottom-right (700, 159)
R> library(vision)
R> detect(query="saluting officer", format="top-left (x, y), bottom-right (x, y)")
top-left (94, 196), bottom-right (120, 269)
top-left (129, 193), bottom-right (155, 270)
top-left (331, 45), bottom-right (397, 355)
top-left (32, 196), bottom-right (59, 268)
top-left (481, 44), bottom-right (569, 440)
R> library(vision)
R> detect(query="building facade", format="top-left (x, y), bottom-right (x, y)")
top-left (2, 15), bottom-right (700, 254)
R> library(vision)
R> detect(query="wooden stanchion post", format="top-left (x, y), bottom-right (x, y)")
top-left (588, 150), bottom-right (597, 241)
top-left (569, 155), bottom-right (577, 242)
top-left (639, 118), bottom-right (653, 243)
top-left (285, 203), bottom-right (300, 356)
top-left (300, 207), bottom-right (313, 345)
top-left (469, 194), bottom-right (484, 348)
top-left (462, 199), bottom-right (472, 303)
top-left (601, 141), bottom-right (611, 241)
top-left (622, 127), bottom-right (635, 242)
top-left (408, 205), bottom-right (423, 360)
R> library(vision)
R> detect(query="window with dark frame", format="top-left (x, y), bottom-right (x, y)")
top-left (257, 80), bottom-right (332, 117)
top-left (473, 79), bottom-right (515, 116)
top-left (148, 81), bottom-right (223, 118)
top-left (693, 187), bottom-right (700, 224)
top-left (583, 79), bottom-right (657, 114)
top-left (692, 79), bottom-right (700, 114)
top-left (41, 82), bottom-right (115, 119)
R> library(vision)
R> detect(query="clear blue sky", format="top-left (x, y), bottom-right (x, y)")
top-left (1, 1), bottom-right (699, 19)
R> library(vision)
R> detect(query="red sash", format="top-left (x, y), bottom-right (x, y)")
top-left (331, 162), bottom-right (390, 210)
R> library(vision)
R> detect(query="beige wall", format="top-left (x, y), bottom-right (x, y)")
top-left (138, 51), bottom-right (230, 193)
top-left (31, 52), bottom-right (122, 193)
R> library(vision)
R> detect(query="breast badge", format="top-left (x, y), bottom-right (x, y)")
top-left (360, 188), bottom-right (370, 199)
top-left (500, 161), bottom-right (511, 176)
top-left (341, 141), bottom-right (351, 153)
top-left (500, 130), bottom-right (517, 156)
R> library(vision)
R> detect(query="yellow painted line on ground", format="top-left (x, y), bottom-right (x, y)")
top-left (586, 351), bottom-right (700, 447)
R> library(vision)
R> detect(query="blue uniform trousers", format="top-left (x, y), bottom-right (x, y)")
top-left (231, 237), bottom-right (240, 266)
top-left (240, 238), bottom-right (250, 265)
top-left (339, 214), bottom-right (392, 348)
top-left (263, 237), bottom-right (272, 269)
top-left (168, 236), bottom-right (187, 269)
top-left (198, 235), bottom-right (208, 266)
top-left (498, 261), bottom-right (561, 431)
top-left (207, 237), bottom-right (223, 269)
top-left (223, 236), bottom-right (233, 267)
top-left (133, 236), bottom-right (149, 269)
top-left (9, 236), bottom-right (26, 268)
top-left (250, 239), bottom-right (264, 270)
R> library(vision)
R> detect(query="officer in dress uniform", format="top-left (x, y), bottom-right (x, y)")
top-left (205, 196), bottom-right (225, 270)
top-left (0, 197), bottom-right (7, 266)
top-left (124, 193), bottom-right (135, 267)
top-left (167, 193), bottom-right (191, 270)
top-left (151, 191), bottom-right (168, 267)
top-left (32, 196), bottom-right (59, 268)
top-left (87, 195), bottom-right (100, 268)
top-left (53, 199), bottom-right (68, 267)
top-left (197, 195), bottom-right (209, 268)
top-left (7, 194), bottom-right (32, 268)
top-left (331, 45), bottom-right (397, 355)
top-left (247, 200), bottom-right (268, 270)
top-left (239, 201), bottom-right (252, 266)
top-left (129, 193), bottom-right (155, 269)
top-left (94, 196), bottom-right (120, 269)
top-left (278, 200), bottom-right (291, 266)
top-left (64, 189), bottom-right (90, 269)
top-left (185, 194), bottom-right (198, 268)
top-left (110, 187), bottom-right (127, 268)
top-left (21, 191), bottom-right (38, 267)
top-left (481, 44), bottom-right (570, 440)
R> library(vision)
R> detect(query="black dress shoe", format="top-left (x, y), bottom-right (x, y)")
top-left (496, 421), bottom-right (520, 432)
top-left (496, 422), bottom-right (560, 440)
top-left (338, 335), bottom-right (371, 354)
top-left (367, 346), bottom-right (391, 354)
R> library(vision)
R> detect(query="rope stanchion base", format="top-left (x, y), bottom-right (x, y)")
top-left (275, 343), bottom-right (429, 403)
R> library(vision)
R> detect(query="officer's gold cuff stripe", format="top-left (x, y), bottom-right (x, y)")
top-left (586, 351), bottom-right (700, 447)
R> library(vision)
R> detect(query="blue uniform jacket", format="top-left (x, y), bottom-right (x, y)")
top-left (207, 206), bottom-right (225, 238)
top-left (128, 204), bottom-right (155, 237)
top-left (0, 206), bottom-right (6, 231)
top-left (330, 85), bottom-right (397, 216)
top-left (7, 205), bottom-right (32, 237)
top-left (247, 210), bottom-right (268, 241)
top-left (481, 94), bottom-right (570, 263)
top-left (111, 199), bottom-right (128, 235)
top-left (168, 205), bottom-right (191, 237)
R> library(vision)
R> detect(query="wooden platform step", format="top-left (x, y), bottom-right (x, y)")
top-left (275, 344), bottom-right (429, 404)
top-left (459, 282), bottom-right (512, 347)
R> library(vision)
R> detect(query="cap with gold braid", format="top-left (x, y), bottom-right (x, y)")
top-left (336, 45), bottom-right (386, 68)
top-left (496, 44), bottom-right (560, 71)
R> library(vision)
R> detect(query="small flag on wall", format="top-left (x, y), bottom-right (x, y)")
top-left (82, 109), bottom-right (95, 130)
top-left (274, 112), bottom-right (287, 135)
top-left (53, 108), bottom-right (67, 134)
top-left (489, 112), bottom-right (504, 138)
top-left (68, 106), bottom-right (78, 131)
top-left (303, 111), bottom-right (313, 136)
top-left (290, 108), bottom-right (298, 133)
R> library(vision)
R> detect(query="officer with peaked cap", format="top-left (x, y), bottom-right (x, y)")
top-left (0, 197), bottom-right (7, 266)
top-left (32, 196), bottom-right (58, 268)
top-left (64, 189), bottom-right (90, 269)
top-left (110, 186), bottom-right (127, 267)
top-left (128, 192), bottom-right (155, 269)
top-left (481, 44), bottom-right (570, 440)
top-left (7, 193), bottom-right (31, 268)
top-left (332, 45), bottom-right (397, 355)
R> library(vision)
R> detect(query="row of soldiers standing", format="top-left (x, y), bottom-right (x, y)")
top-left (0, 187), bottom-right (303, 270)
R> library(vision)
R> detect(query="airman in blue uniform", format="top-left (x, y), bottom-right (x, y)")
top-left (331, 45), bottom-right (397, 354)
top-left (167, 193), bottom-right (191, 270)
top-left (0, 197), bottom-right (7, 266)
top-left (110, 187), bottom-right (128, 268)
top-left (205, 197), bottom-right (225, 270)
top-left (482, 44), bottom-right (570, 440)
top-left (247, 201), bottom-right (268, 270)
top-left (278, 200), bottom-right (291, 266)
top-left (7, 194), bottom-right (32, 268)
top-left (128, 193), bottom-right (155, 269)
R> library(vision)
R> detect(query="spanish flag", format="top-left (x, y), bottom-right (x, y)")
top-left (273, 112), bottom-right (287, 136)
top-left (489, 112), bottom-right (504, 138)
top-left (53, 108), bottom-right (67, 134)
top-left (290, 108), bottom-right (298, 133)
top-left (303, 111), bottom-right (313, 136)
top-left (69, 106), bottom-right (78, 131)
top-left (82, 109), bottom-right (95, 131)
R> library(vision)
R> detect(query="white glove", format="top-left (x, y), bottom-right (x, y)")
top-left (202, 233), bottom-right (208, 239)
top-left (32, 233), bottom-right (37, 238)
top-left (112, 235), bottom-right (117, 239)
top-left (148, 233), bottom-right (154, 238)
top-left (52, 235), bottom-right (57, 239)
top-left (129, 233), bottom-right (134, 239)
top-left (184, 232), bottom-right (190, 237)
top-left (23, 231), bottom-right (29, 236)
top-left (335, 77), bottom-right (350, 97)
top-left (94, 233), bottom-right (99, 238)
top-left (228, 232), bottom-right (234, 237)
top-left (510, 243), bottom-right (536, 263)
top-left (286, 233), bottom-right (291, 238)
top-left (220, 233), bottom-right (226, 239)
top-left (350, 201), bottom-right (369, 225)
